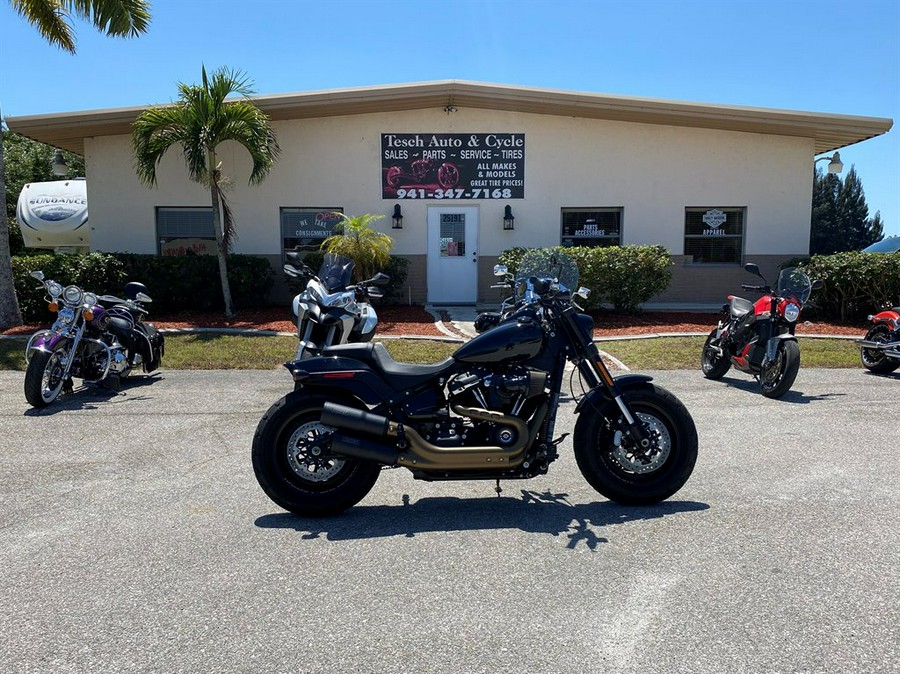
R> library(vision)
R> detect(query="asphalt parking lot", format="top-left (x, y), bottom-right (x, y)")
top-left (1, 367), bottom-right (898, 673)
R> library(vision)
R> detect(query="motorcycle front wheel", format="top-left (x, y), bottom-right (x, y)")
top-left (860, 324), bottom-right (899, 374)
top-left (573, 385), bottom-right (698, 505)
top-left (24, 346), bottom-right (68, 408)
top-left (252, 392), bottom-right (381, 516)
top-left (700, 328), bottom-right (731, 379)
top-left (759, 339), bottom-right (800, 399)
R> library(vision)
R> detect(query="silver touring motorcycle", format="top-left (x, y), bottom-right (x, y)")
top-left (252, 249), bottom-right (698, 516)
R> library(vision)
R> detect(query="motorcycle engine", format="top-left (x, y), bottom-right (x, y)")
top-left (448, 366), bottom-right (547, 414)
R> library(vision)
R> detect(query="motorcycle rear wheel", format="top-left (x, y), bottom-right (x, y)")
top-left (700, 328), bottom-right (731, 379)
top-left (759, 339), bottom-right (800, 399)
top-left (860, 325), bottom-right (899, 374)
top-left (24, 346), bottom-right (67, 408)
top-left (252, 392), bottom-right (381, 516)
top-left (573, 385), bottom-right (698, 505)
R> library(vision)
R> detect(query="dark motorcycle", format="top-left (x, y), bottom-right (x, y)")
top-left (858, 307), bottom-right (900, 374)
top-left (474, 264), bottom-right (516, 333)
top-left (24, 272), bottom-right (164, 407)
top-left (701, 263), bottom-right (822, 398)
top-left (252, 249), bottom-right (698, 516)
top-left (284, 252), bottom-right (390, 360)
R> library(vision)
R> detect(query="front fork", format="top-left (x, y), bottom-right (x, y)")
top-left (26, 321), bottom-right (87, 383)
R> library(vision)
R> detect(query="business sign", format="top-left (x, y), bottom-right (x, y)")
top-left (702, 209), bottom-right (728, 236)
top-left (382, 133), bottom-right (525, 199)
top-left (280, 209), bottom-right (343, 252)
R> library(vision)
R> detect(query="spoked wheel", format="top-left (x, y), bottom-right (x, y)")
top-left (759, 339), bottom-right (800, 399)
top-left (860, 325), bottom-right (899, 374)
top-left (252, 393), bottom-right (381, 516)
top-left (24, 346), bottom-right (68, 408)
top-left (574, 385), bottom-right (698, 505)
top-left (437, 163), bottom-right (460, 189)
top-left (701, 328), bottom-right (731, 379)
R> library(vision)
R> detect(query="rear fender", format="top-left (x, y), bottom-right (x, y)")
top-left (871, 310), bottom-right (900, 327)
top-left (285, 356), bottom-right (394, 405)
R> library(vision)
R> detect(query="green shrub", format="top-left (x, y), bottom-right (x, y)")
top-left (797, 251), bottom-right (900, 322)
top-left (498, 245), bottom-right (672, 312)
top-left (12, 252), bottom-right (274, 321)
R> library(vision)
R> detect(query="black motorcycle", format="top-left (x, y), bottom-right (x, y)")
top-left (252, 249), bottom-right (698, 516)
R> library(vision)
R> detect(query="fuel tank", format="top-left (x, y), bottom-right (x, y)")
top-left (453, 319), bottom-right (543, 364)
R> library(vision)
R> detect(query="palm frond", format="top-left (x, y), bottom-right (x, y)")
top-left (12, 0), bottom-right (77, 53)
top-left (69, 0), bottom-right (150, 38)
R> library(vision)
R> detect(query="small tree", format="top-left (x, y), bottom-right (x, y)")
top-left (321, 213), bottom-right (393, 282)
top-left (132, 66), bottom-right (280, 318)
top-left (810, 166), bottom-right (884, 255)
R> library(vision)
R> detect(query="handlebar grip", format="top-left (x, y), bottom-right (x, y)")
top-left (740, 285), bottom-right (759, 291)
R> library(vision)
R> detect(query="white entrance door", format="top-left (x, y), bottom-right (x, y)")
top-left (427, 206), bottom-right (478, 304)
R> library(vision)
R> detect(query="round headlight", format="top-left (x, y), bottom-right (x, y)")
top-left (783, 302), bottom-right (801, 322)
top-left (46, 281), bottom-right (63, 297)
top-left (63, 285), bottom-right (83, 305)
top-left (83, 292), bottom-right (98, 307)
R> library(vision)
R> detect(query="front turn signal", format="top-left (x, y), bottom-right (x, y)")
top-left (83, 310), bottom-right (94, 321)
top-left (48, 302), bottom-right (59, 312)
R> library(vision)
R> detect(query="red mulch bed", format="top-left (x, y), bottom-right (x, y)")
top-left (2, 306), bottom-right (863, 338)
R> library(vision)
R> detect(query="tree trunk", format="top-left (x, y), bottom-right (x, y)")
top-left (208, 150), bottom-right (234, 319)
top-left (0, 139), bottom-right (24, 330)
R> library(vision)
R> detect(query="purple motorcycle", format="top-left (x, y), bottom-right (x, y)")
top-left (23, 271), bottom-right (164, 408)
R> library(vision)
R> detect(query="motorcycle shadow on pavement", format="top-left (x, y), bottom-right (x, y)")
top-left (712, 375), bottom-right (847, 404)
top-left (22, 374), bottom-right (162, 415)
top-left (255, 491), bottom-right (709, 551)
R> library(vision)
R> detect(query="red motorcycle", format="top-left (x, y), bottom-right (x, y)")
top-left (858, 308), bottom-right (900, 374)
top-left (385, 157), bottom-right (460, 189)
top-left (701, 263), bottom-right (823, 398)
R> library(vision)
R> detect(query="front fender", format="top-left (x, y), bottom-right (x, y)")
top-left (574, 374), bottom-right (654, 415)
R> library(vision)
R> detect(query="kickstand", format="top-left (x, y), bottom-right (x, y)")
top-left (495, 479), bottom-right (503, 496)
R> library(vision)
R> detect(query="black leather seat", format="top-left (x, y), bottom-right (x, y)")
top-left (321, 342), bottom-right (457, 389)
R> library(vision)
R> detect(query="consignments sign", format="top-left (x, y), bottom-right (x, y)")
top-left (382, 133), bottom-right (525, 199)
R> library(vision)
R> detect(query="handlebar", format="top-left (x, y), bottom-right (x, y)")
top-left (740, 284), bottom-right (768, 293)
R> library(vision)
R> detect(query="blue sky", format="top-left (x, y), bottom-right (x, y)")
top-left (1, 0), bottom-right (897, 238)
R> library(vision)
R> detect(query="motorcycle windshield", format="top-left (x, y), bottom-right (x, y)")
top-left (516, 248), bottom-right (580, 297)
top-left (776, 267), bottom-right (812, 305)
top-left (318, 254), bottom-right (355, 292)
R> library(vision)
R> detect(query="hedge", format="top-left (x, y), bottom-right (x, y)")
top-left (498, 245), bottom-right (673, 312)
top-left (796, 251), bottom-right (900, 322)
top-left (12, 252), bottom-right (274, 323)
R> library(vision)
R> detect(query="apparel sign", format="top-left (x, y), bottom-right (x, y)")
top-left (382, 133), bottom-right (525, 200)
top-left (702, 209), bottom-right (728, 236)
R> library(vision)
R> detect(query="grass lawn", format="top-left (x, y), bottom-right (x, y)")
top-left (0, 334), bottom-right (861, 372)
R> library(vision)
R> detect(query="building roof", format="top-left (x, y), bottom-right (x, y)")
top-left (5, 79), bottom-right (893, 156)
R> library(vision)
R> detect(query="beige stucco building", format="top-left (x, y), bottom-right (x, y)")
top-left (8, 80), bottom-right (892, 306)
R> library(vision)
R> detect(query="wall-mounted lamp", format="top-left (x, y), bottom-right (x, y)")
top-left (392, 203), bottom-right (403, 229)
top-left (815, 151), bottom-right (843, 174)
top-left (503, 205), bottom-right (515, 230)
top-left (51, 149), bottom-right (69, 176)
top-left (443, 104), bottom-right (458, 114)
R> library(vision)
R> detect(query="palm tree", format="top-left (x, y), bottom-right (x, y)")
top-left (132, 66), bottom-right (280, 318)
top-left (0, 0), bottom-right (150, 330)
top-left (321, 213), bottom-right (393, 283)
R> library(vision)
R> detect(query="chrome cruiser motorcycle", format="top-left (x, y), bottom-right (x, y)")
top-left (253, 249), bottom-right (698, 516)
top-left (24, 271), bottom-right (164, 408)
top-left (284, 252), bottom-right (389, 360)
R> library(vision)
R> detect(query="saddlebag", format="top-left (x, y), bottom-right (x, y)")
top-left (136, 323), bottom-right (165, 372)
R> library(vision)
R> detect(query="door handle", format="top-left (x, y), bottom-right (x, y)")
top-left (472, 251), bottom-right (477, 263)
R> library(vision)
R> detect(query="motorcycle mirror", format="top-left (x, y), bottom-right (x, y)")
top-left (744, 262), bottom-right (763, 278)
top-left (136, 292), bottom-right (152, 303)
top-left (30, 270), bottom-right (45, 281)
top-left (493, 264), bottom-right (508, 277)
top-left (374, 272), bottom-right (391, 286)
top-left (575, 286), bottom-right (591, 300)
top-left (285, 251), bottom-right (301, 264)
top-left (811, 279), bottom-right (825, 291)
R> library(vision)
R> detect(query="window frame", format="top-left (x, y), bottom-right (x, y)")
top-left (560, 207), bottom-right (623, 248)
top-left (683, 206), bottom-right (746, 265)
top-left (156, 206), bottom-right (216, 256)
